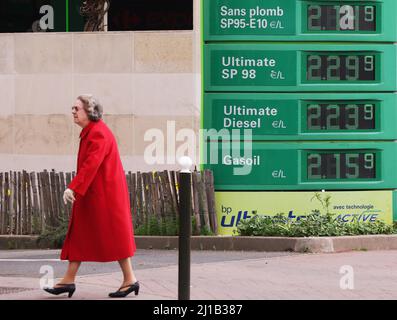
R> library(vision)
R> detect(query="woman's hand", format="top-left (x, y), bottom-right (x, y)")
top-left (63, 188), bottom-right (76, 204)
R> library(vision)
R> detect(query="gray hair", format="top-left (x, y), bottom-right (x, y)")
top-left (77, 94), bottom-right (103, 122)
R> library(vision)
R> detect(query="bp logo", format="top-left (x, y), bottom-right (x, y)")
top-left (220, 205), bottom-right (253, 227)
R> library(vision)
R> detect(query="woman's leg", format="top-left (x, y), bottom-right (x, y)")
top-left (56, 261), bottom-right (81, 287)
top-left (118, 257), bottom-right (138, 289)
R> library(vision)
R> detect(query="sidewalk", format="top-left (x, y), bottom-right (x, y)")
top-left (1, 250), bottom-right (396, 299)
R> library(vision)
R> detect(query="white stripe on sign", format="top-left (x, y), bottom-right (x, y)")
top-left (0, 259), bottom-right (61, 262)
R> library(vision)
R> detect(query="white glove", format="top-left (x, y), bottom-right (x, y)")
top-left (63, 188), bottom-right (75, 204)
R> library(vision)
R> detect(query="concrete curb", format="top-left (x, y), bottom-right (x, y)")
top-left (1, 235), bottom-right (397, 253)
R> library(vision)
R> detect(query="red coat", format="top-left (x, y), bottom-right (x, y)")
top-left (61, 120), bottom-right (136, 262)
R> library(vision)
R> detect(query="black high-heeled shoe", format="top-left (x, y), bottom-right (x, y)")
top-left (44, 283), bottom-right (76, 298)
top-left (108, 281), bottom-right (139, 298)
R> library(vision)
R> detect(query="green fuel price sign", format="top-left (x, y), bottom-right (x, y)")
top-left (203, 0), bottom-right (397, 42)
top-left (201, 0), bottom-right (397, 223)
top-left (204, 43), bottom-right (396, 92)
top-left (203, 142), bottom-right (397, 190)
top-left (203, 93), bottom-right (397, 140)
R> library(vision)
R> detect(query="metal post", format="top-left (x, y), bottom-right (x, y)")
top-left (178, 156), bottom-right (192, 300)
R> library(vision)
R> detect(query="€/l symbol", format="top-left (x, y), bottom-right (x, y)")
top-left (271, 70), bottom-right (285, 79)
top-left (272, 169), bottom-right (286, 178)
top-left (272, 120), bottom-right (287, 129)
top-left (270, 20), bottom-right (284, 29)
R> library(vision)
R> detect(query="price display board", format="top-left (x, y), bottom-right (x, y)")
top-left (203, 93), bottom-right (397, 140)
top-left (203, 0), bottom-right (397, 42)
top-left (204, 142), bottom-right (397, 190)
top-left (201, 0), bottom-right (397, 226)
top-left (204, 43), bottom-right (396, 92)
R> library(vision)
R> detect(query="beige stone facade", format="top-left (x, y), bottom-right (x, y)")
top-left (0, 1), bottom-right (201, 172)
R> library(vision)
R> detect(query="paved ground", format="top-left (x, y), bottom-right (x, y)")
top-left (0, 249), bottom-right (295, 278)
top-left (0, 249), bottom-right (396, 300)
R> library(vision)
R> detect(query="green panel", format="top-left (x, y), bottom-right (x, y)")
top-left (215, 190), bottom-right (394, 235)
top-left (203, 141), bottom-right (397, 190)
top-left (204, 43), bottom-right (396, 92)
top-left (205, 0), bottom-right (295, 37)
top-left (203, 93), bottom-right (397, 140)
top-left (204, 0), bottom-right (397, 42)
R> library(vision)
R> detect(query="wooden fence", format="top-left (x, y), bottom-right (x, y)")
top-left (0, 169), bottom-right (217, 235)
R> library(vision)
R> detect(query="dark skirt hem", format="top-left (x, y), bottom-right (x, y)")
top-left (60, 251), bottom-right (136, 263)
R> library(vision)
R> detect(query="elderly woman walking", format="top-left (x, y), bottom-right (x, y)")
top-left (43, 95), bottom-right (139, 298)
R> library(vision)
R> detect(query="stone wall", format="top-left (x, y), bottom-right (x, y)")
top-left (0, 0), bottom-right (201, 172)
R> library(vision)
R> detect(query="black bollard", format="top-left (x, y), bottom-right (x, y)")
top-left (178, 170), bottom-right (192, 300)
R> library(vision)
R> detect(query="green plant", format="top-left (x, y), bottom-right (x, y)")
top-left (135, 216), bottom-right (178, 236)
top-left (311, 192), bottom-right (332, 214)
top-left (31, 215), bottom-right (42, 235)
top-left (134, 215), bottom-right (215, 236)
top-left (134, 224), bottom-right (147, 236)
top-left (148, 215), bottom-right (161, 235)
top-left (38, 212), bottom-right (217, 243)
top-left (192, 216), bottom-right (215, 236)
top-left (37, 217), bottom-right (70, 249)
top-left (236, 212), bottom-right (396, 237)
top-left (199, 225), bottom-right (215, 236)
top-left (162, 216), bottom-right (179, 236)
